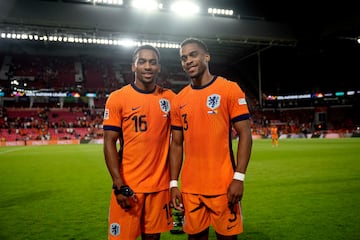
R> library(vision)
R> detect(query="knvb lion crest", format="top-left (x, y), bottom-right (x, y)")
top-left (109, 223), bottom-right (120, 236)
top-left (159, 98), bottom-right (171, 115)
top-left (207, 94), bottom-right (221, 114)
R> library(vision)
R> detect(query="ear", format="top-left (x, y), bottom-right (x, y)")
top-left (205, 53), bottom-right (210, 63)
top-left (131, 64), bottom-right (135, 72)
top-left (158, 64), bottom-right (161, 73)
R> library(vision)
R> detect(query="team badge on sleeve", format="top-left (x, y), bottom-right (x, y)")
top-left (238, 98), bottom-right (247, 105)
top-left (207, 94), bottom-right (221, 114)
top-left (104, 108), bottom-right (109, 120)
top-left (159, 98), bottom-right (170, 117)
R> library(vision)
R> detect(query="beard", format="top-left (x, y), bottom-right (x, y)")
top-left (187, 65), bottom-right (206, 80)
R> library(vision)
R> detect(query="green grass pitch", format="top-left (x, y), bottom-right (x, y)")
top-left (0, 138), bottom-right (359, 240)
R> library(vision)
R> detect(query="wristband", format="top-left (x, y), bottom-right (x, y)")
top-left (113, 185), bottom-right (135, 197)
top-left (233, 172), bottom-right (245, 181)
top-left (170, 180), bottom-right (178, 188)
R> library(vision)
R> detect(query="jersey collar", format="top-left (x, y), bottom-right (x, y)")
top-left (191, 75), bottom-right (217, 90)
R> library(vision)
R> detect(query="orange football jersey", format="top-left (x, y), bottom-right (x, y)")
top-left (104, 83), bottom-right (175, 192)
top-left (171, 76), bottom-right (250, 195)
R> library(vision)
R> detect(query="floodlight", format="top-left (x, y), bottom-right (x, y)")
top-left (171, 1), bottom-right (199, 16)
top-left (93, 0), bottom-right (123, 5)
top-left (131, 0), bottom-right (159, 10)
top-left (0, 29), bottom-right (180, 49)
top-left (118, 38), bottom-right (137, 47)
top-left (208, 8), bottom-right (234, 16)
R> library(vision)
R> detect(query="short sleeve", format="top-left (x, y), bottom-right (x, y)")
top-left (103, 92), bottom-right (122, 131)
top-left (228, 81), bottom-right (250, 122)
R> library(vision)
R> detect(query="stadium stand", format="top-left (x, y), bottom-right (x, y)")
top-left (0, 51), bottom-right (359, 145)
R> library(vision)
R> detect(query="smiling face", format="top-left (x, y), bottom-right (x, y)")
top-left (132, 48), bottom-right (161, 90)
top-left (180, 42), bottom-right (210, 81)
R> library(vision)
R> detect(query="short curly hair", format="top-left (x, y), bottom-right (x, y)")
top-left (132, 44), bottom-right (160, 62)
top-left (180, 38), bottom-right (209, 53)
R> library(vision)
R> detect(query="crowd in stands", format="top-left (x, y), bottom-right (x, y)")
top-left (0, 107), bottom-right (103, 142)
top-left (0, 53), bottom-right (358, 143)
top-left (1, 53), bottom-right (188, 102)
top-left (250, 106), bottom-right (357, 138)
top-left (0, 104), bottom-right (358, 143)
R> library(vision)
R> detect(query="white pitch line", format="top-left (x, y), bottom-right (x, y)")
top-left (0, 147), bottom-right (28, 154)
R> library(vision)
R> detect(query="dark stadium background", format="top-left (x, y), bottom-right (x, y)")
top-left (0, 0), bottom-right (359, 138)
top-left (1, 2), bottom-right (360, 239)
top-left (1, 0), bottom-right (359, 93)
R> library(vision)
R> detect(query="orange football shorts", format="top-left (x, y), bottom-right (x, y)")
top-left (182, 193), bottom-right (243, 236)
top-left (108, 190), bottom-right (173, 240)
